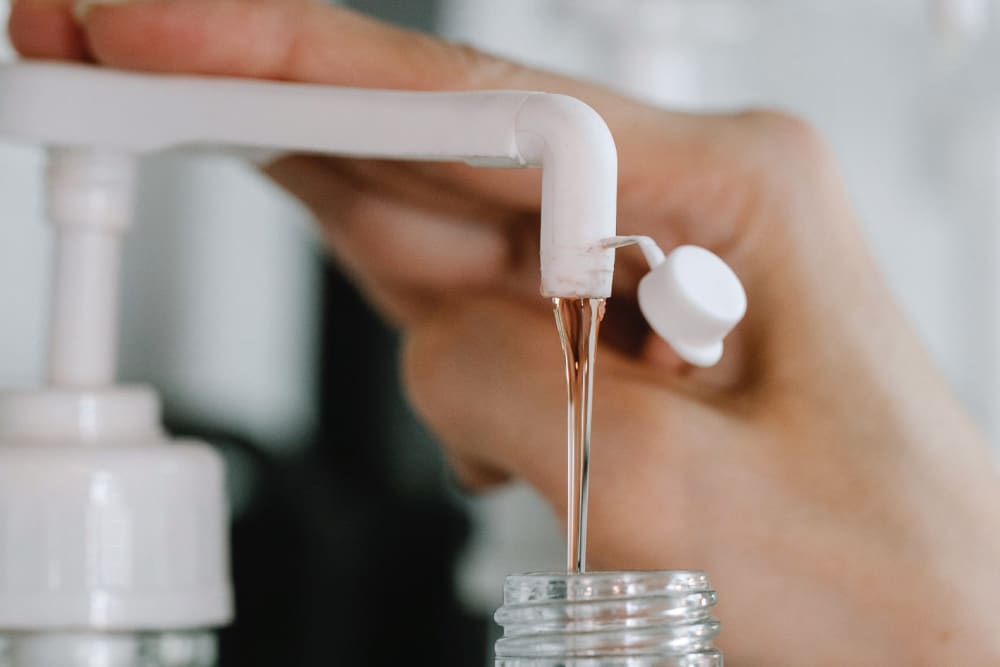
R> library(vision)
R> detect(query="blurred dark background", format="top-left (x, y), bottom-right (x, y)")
top-left (189, 257), bottom-right (487, 666)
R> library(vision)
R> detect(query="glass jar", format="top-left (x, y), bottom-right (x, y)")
top-left (494, 571), bottom-right (722, 666)
top-left (0, 631), bottom-right (216, 667)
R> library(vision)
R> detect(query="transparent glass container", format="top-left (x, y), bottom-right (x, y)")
top-left (494, 571), bottom-right (722, 666)
top-left (0, 631), bottom-right (216, 667)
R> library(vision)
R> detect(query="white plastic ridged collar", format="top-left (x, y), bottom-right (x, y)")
top-left (0, 386), bottom-right (160, 443)
top-left (0, 387), bottom-right (233, 631)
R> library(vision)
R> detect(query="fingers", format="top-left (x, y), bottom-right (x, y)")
top-left (8, 0), bottom-right (87, 59)
top-left (447, 455), bottom-right (511, 492)
top-left (401, 297), bottom-right (702, 518)
top-left (402, 296), bottom-right (748, 568)
top-left (402, 297), bottom-right (568, 499)
top-left (265, 155), bottom-right (542, 324)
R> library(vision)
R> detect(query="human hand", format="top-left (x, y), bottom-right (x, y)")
top-left (11, 1), bottom-right (1000, 663)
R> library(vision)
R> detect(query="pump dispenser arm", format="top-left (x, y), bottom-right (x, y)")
top-left (0, 61), bottom-right (617, 299)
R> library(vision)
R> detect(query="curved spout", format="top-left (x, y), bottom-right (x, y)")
top-left (0, 61), bottom-right (617, 297)
top-left (515, 94), bottom-right (617, 297)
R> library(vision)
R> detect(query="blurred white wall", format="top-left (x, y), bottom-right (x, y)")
top-left (0, 2), bottom-right (321, 449)
top-left (0, 1), bottom-right (47, 387)
top-left (119, 154), bottom-right (320, 447)
top-left (443, 0), bottom-right (1000, 616)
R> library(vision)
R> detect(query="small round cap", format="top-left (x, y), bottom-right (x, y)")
top-left (637, 245), bottom-right (746, 367)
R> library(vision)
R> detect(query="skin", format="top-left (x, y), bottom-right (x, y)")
top-left (10, 0), bottom-right (1000, 663)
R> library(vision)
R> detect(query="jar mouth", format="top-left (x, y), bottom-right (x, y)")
top-left (501, 571), bottom-right (713, 604)
top-left (494, 571), bottom-right (720, 663)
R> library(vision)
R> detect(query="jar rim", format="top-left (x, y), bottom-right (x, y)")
top-left (494, 570), bottom-right (721, 663)
top-left (502, 571), bottom-right (713, 604)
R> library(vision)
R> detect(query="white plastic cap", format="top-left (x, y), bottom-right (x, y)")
top-left (0, 387), bottom-right (233, 631)
top-left (637, 245), bottom-right (747, 367)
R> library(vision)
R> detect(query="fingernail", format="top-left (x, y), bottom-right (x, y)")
top-left (73, 0), bottom-right (132, 23)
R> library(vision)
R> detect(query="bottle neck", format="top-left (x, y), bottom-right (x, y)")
top-left (493, 571), bottom-right (722, 667)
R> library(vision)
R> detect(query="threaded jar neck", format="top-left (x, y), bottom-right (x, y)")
top-left (494, 571), bottom-right (722, 667)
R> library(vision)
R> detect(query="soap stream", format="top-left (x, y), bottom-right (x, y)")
top-left (553, 297), bottom-right (606, 574)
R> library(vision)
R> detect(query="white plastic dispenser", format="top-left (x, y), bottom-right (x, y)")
top-left (0, 60), bottom-right (745, 662)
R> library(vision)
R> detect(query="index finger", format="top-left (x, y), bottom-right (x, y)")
top-left (10, 0), bottom-right (707, 211)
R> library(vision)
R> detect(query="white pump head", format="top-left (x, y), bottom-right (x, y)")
top-left (603, 237), bottom-right (746, 367)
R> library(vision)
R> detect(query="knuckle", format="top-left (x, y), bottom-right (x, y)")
top-left (400, 305), bottom-right (465, 419)
top-left (740, 109), bottom-right (832, 166)
top-left (446, 454), bottom-right (509, 494)
top-left (444, 40), bottom-right (527, 89)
